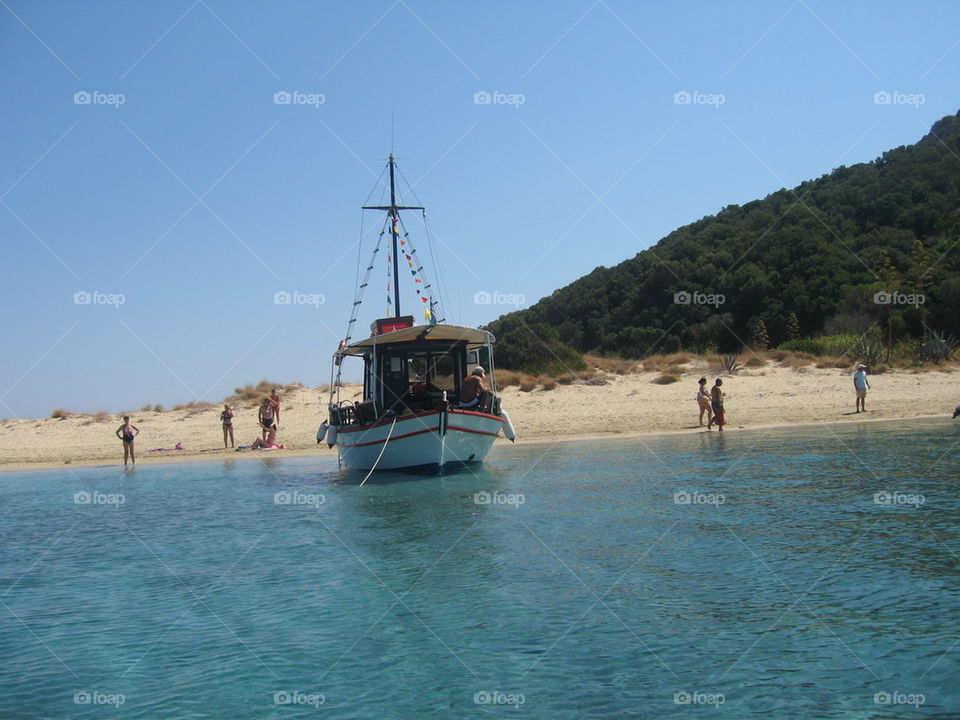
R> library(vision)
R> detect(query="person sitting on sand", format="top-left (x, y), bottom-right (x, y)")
top-left (115, 416), bottom-right (140, 466)
top-left (258, 398), bottom-right (276, 440)
top-left (246, 427), bottom-right (285, 450)
top-left (707, 379), bottom-right (725, 431)
top-left (696, 377), bottom-right (713, 426)
top-left (220, 404), bottom-right (235, 448)
top-left (854, 364), bottom-right (870, 413)
top-left (459, 366), bottom-right (489, 409)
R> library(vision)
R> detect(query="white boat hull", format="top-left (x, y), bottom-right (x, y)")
top-left (335, 409), bottom-right (504, 471)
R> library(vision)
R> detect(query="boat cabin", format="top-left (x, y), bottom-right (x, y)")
top-left (331, 319), bottom-right (499, 427)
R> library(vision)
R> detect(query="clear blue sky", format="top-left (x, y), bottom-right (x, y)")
top-left (1, 0), bottom-right (957, 418)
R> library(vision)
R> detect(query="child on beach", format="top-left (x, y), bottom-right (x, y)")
top-left (854, 364), bottom-right (870, 413)
top-left (696, 377), bottom-right (713, 426)
top-left (707, 379), bottom-right (725, 431)
top-left (115, 416), bottom-right (140, 466)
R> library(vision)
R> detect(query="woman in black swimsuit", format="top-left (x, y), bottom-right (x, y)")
top-left (115, 415), bottom-right (140, 466)
top-left (220, 404), bottom-right (235, 448)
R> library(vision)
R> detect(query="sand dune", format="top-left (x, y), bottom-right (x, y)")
top-left (1, 362), bottom-right (956, 472)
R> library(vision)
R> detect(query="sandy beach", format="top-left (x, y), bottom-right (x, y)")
top-left (1, 362), bottom-right (956, 473)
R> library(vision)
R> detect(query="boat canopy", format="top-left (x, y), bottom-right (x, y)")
top-left (339, 324), bottom-right (494, 357)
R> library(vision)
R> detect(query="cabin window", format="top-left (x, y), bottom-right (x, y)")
top-left (427, 354), bottom-right (456, 392)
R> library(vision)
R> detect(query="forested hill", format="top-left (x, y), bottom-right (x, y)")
top-left (487, 112), bottom-right (960, 372)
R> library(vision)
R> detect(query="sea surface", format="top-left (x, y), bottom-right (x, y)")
top-left (1, 419), bottom-right (958, 719)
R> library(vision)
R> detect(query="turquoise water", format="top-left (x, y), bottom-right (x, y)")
top-left (2, 420), bottom-right (958, 719)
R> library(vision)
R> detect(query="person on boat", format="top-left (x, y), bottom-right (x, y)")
top-left (853, 364), bottom-right (870, 413)
top-left (707, 379), bottom-right (725, 431)
top-left (696, 377), bottom-right (713, 426)
top-left (115, 416), bottom-right (140, 466)
top-left (459, 366), bottom-right (489, 409)
top-left (220, 404), bottom-right (235, 448)
top-left (258, 398), bottom-right (276, 439)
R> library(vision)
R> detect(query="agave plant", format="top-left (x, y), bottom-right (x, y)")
top-left (917, 331), bottom-right (958, 363)
top-left (720, 354), bottom-right (741, 374)
top-left (850, 336), bottom-right (883, 366)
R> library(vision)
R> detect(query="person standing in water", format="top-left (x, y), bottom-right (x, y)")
top-left (115, 415), bottom-right (140, 465)
top-left (707, 379), bottom-right (725, 431)
top-left (220, 404), bottom-right (235, 448)
top-left (696, 377), bottom-right (713, 426)
top-left (853, 364), bottom-right (870, 413)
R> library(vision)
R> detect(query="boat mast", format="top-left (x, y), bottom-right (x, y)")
top-left (388, 154), bottom-right (401, 318)
top-left (362, 154), bottom-right (424, 320)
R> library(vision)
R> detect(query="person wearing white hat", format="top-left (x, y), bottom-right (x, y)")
top-left (853, 364), bottom-right (870, 413)
top-left (459, 366), bottom-right (489, 409)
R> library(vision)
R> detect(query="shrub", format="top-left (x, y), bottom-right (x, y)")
top-left (50, 409), bottom-right (73, 419)
top-left (518, 375), bottom-right (537, 392)
top-left (720, 355), bottom-right (742, 374)
top-left (140, 403), bottom-right (152, 412)
top-left (653, 373), bottom-right (679, 384)
top-left (584, 354), bottom-right (637, 375)
top-left (539, 377), bottom-right (558, 391)
top-left (153, 404), bottom-right (165, 413)
top-left (851, 336), bottom-right (883, 366)
top-left (778, 339), bottom-right (828, 356)
top-left (93, 411), bottom-right (111, 423)
top-left (916, 331), bottom-right (957, 363)
top-left (497, 370), bottom-right (522, 388)
top-left (744, 356), bottom-right (766, 368)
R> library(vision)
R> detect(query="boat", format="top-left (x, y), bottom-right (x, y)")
top-left (318, 154), bottom-right (516, 473)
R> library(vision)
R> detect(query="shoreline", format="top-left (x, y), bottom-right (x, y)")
top-left (1, 412), bottom-right (951, 475)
